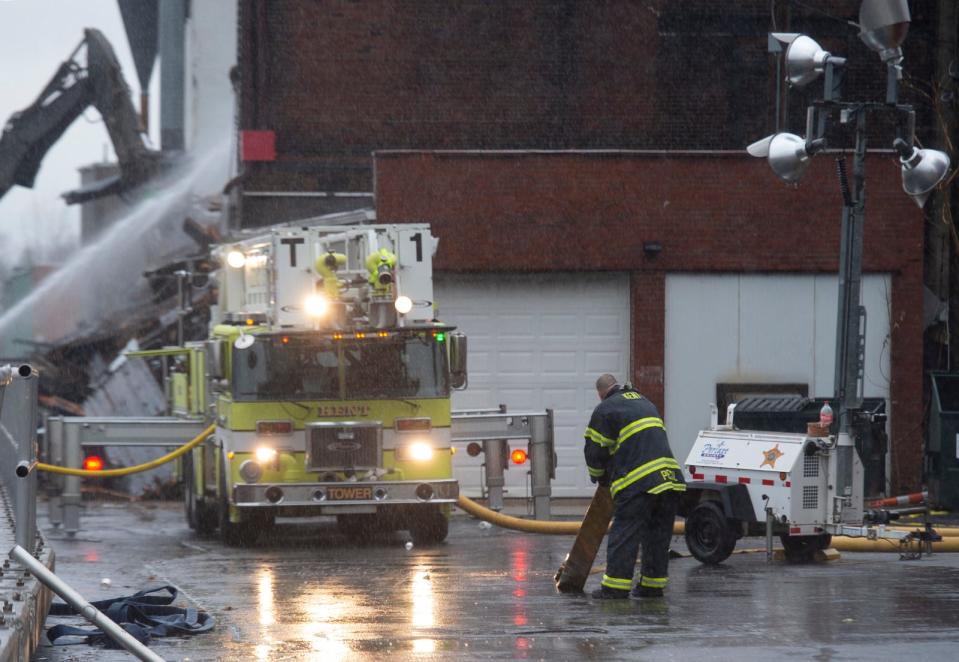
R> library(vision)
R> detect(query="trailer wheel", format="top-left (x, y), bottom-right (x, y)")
top-left (408, 506), bottom-right (449, 546)
top-left (685, 501), bottom-right (737, 565)
top-left (780, 534), bottom-right (832, 563)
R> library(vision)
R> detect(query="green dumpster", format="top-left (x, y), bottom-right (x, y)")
top-left (926, 372), bottom-right (959, 510)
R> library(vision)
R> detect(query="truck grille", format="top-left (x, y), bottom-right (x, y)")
top-left (803, 485), bottom-right (819, 510)
top-left (306, 422), bottom-right (381, 471)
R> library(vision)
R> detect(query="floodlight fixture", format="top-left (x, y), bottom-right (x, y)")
top-left (785, 35), bottom-right (845, 87)
top-left (894, 139), bottom-right (951, 208)
top-left (767, 32), bottom-right (800, 54)
top-left (859, 0), bottom-right (910, 64)
top-left (747, 133), bottom-right (825, 183)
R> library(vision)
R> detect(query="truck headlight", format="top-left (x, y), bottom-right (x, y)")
top-left (226, 250), bottom-right (246, 269)
top-left (255, 446), bottom-right (277, 463)
top-left (304, 294), bottom-right (328, 318)
top-left (239, 460), bottom-right (263, 483)
top-left (394, 295), bottom-right (413, 314)
top-left (406, 441), bottom-right (434, 462)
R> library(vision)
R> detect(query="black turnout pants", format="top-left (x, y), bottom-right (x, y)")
top-left (601, 490), bottom-right (680, 592)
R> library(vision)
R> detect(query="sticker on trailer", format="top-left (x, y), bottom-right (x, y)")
top-left (699, 440), bottom-right (730, 461)
top-left (760, 444), bottom-right (785, 469)
top-left (686, 430), bottom-right (805, 473)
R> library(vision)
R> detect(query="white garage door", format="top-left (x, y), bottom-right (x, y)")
top-left (665, 273), bottom-right (892, 469)
top-left (435, 273), bottom-right (630, 497)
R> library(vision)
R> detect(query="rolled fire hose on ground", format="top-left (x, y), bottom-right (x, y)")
top-left (456, 495), bottom-right (959, 550)
top-left (35, 424), bottom-right (215, 477)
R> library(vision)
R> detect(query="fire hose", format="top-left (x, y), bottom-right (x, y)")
top-left (30, 427), bottom-right (959, 552)
top-left (34, 424), bottom-right (215, 477)
top-left (455, 495), bottom-right (959, 550)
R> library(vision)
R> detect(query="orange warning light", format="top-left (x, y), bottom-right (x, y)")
top-left (83, 455), bottom-right (104, 471)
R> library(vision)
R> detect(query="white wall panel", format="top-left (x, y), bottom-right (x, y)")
top-left (665, 273), bottom-right (891, 467)
top-left (436, 273), bottom-right (630, 497)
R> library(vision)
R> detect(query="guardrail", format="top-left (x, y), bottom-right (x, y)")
top-left (42, 406), bottom-right (558, 535)
top-left (1, 364), bottom-right (54, 662)
top-left (45, 417), bottom-right (208, 536)
top-left (0, 365), bottom-right (38, 551)
top-left (450, 407), bottom-right (556, 519)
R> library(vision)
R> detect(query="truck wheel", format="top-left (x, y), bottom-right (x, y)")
top-left (185, 452), bottom-right (217, 535)
top-left (780, 534), bottom-right (832, 563)
top-left (685, 501), bottom-right (737, 565)
top-left (195, 498), bottom-right (218, 536)
top-left (409, 507), bottom-right (449, 546)
top-left (218, 472), bottom-right (260, 547)
top-left (183, 453), bottom-right (198, 530)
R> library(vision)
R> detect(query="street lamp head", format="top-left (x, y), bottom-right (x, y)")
top-left (859, 0), bottom-right (910, 64)
top-left (894, 139), bottom-right (951, 208)
top-left (748, 133), bottom-right (823, 183)
top-left (785, 35), bottom-right (842, 87)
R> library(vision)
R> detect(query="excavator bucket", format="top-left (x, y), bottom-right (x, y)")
top-left (554, 485), bottom-right (614, 593)
top-left (0, 28), bottom-right (160, 205)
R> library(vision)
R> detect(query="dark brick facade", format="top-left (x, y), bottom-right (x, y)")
top-left (235, 1), bottom-right (947, 492)
top-left (374, 150), bottom-right (925, 492)
top-left (237, 0), bottom-right (939, 215)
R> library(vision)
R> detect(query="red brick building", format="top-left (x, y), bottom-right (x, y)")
top-left (235, 1), bottom-right (948, 494)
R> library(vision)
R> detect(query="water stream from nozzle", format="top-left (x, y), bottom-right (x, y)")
top-left (0, 141), bottom-right (229, 352)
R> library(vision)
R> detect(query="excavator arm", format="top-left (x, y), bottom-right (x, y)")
top-left (0, 28), bottom-right (160, 205)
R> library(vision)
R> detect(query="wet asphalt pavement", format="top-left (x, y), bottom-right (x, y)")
top-left (32, 501), bottom-right (959, 662)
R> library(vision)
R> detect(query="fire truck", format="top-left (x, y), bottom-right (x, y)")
top-left (135, 223), bottom-right (465, 545)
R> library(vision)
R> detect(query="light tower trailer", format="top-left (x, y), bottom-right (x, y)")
top-left (680, 404), bottom-right (939, 564)
top-left (135, 223), bottom-right (467, 546)
top-left (676, 3), bottom-right (950, 565)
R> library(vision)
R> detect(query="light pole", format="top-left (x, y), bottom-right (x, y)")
top-left (747, 0), bottom-right (951, 513)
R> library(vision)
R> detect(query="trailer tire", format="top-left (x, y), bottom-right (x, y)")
top-left (409, 506), bottom-right (449, 546)
top-left (685, 501), bottom-right (737, 565)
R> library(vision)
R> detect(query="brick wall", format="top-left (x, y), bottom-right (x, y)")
top-left (374, 150), bottom-right (925, 492)
top-left (237, 0), bottom-right (939, 204)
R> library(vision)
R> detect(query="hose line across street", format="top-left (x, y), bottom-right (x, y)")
top-left (35, 424), bottom-right (215, 477)
top-left (32, 427), bottom-right (959, 553)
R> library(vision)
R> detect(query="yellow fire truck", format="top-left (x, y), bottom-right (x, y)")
top-left (139, 223), bottom-right (465, 545)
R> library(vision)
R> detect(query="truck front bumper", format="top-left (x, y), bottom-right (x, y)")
top-left (233, 479), bottom-right (459, 508)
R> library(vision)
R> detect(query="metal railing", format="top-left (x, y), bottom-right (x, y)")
top-left (0, 364), bottom-right (39, 552)
top-left (45, 417), bottom-right (208, 536)
top-left (450, 407), bottom-right (556, 519)
top-left (1, 363), bottom-right (52, 662)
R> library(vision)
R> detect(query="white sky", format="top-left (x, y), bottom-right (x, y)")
top-left (0, 0), bottom-right (160, 266)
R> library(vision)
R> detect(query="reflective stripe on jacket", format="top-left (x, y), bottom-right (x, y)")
top-left (583, 386), bottom-right (686, 500)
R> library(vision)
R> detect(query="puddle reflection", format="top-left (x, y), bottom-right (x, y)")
top-left (411, 563), bottom-right (437, 654)
top-left (249, 557), bottom-right (448, 659)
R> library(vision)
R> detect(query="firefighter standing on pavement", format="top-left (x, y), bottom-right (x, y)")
top-left (584, 373), bottom-right (686, 599)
